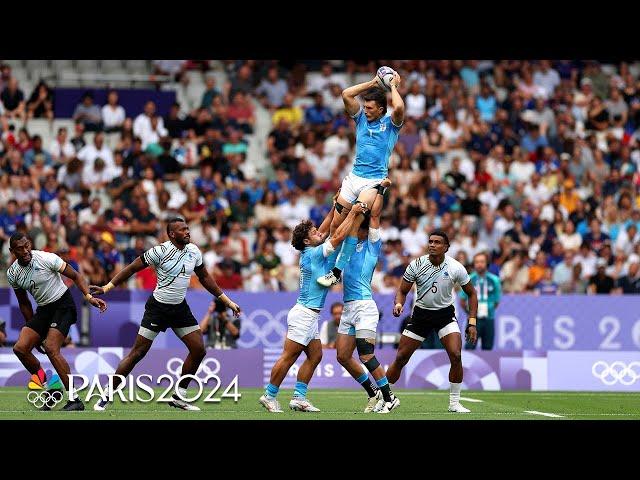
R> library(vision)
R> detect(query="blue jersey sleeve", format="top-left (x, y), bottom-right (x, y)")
top-left (385, 113), bottom-right (403, 130)
top-left (367, 239), bottom-right (382, 257)
top-left (352, 106), bottom-right (365, 126)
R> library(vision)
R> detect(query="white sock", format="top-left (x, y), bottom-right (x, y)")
top-left (450, 382), bottom-right (462, 406)
top-left (177, 387), bottom-right (188, 399)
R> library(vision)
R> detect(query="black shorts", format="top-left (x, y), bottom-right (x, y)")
top-left (26, 289), bottom-right (77, 339)
top-left (403, 305), bottom-right (458, 341)
top-left (141, 295), bottom-right (198, 334)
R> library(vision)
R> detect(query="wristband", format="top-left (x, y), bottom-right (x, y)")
top-left (85, 293), bottom-right (93, 301)
top-left (218, 293), bottom-right (231, 306)
top-left (376, 184), bottom-right (387, 196)
top-left (468, 317), bottom-right (477, 327)
top-left (103, 282), bottom-right (115, 293)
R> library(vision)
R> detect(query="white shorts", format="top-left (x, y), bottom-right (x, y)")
top-left (340, 172), bottom-right (384, 204)
top-left (338, 300), bottom-right (379, 337)
top-left (286, 303), bottom-right (321, 346)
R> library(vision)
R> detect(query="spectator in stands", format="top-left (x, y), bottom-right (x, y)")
top-left (77, 131), bottom-right (114, 170)
top-left (214, 259), bottom-right (243, 290)
top-left (164, 102), bottom-right (185, 139)
top-left (272, 93), bottom-right (303, 128)
top-left (133, 100), bottom-right (168, 149)
top-left (614, 255), bottom-right (640, 294)
top-left (227, 91), bottom-right (255, 134)
top-left (73, 91), bottom-right (102, 131)
top-left (320, 302), bottom-right (343, 349)
top-left (23, 135), bottom-right (53, 168)
top-left (588, 258), bottom-right (615, 294)
top-left (101, 90), bottom-right (126, 133)
top-left (201, 73), bottom-right (221, 109)
top-left (305, 93), bottom-right (333, 135)
top-left (256, 66), bottom-right (288, 110)
top-left (1, 77), bottom-right (25, 120)
top-left (26, 80), bottom-right (54, 120)
top-left (501, 250), bottom-right (530, 293)
top-left (70, 120), bottom-right (86, 152)
top-left (49, 127), bottom-right (75, 165)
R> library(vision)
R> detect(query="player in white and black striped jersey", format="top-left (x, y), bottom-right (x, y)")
top-left (8, 233), bottom-right (108, 411)
top-left (90, 218), bottom-right (242, 412)
top-left (387, 230), bottom-right (479, 413)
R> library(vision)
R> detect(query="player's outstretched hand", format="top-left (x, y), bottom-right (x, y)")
top-left (229, 301), bottom-right (242, 318)
top-left (89, 297), bottom-right (108, 313)
top-left (89, 285), bottom-right (105, 296)
top-left (393, 303), bottom-right (404, 317)
top-left (465, 324), bottom-right (477, 345)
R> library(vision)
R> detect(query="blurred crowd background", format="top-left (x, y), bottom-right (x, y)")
top-left (1, 59), bottom-right (640, 296)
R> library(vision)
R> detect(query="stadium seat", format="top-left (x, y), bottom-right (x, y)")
top-left (76, 60), bottom-right (100, 73)
top-left (101, 59), bottom-right (124, 73)
top-left (3, 59), bottom-right (24, 69)
top-left (124, 59), bottom-right (149, 74)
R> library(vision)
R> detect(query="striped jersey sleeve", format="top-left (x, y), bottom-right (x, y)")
top-left (6, 264), bottom-right (18, 289)
top-left (402, 257), bottom-right (423, 284)
top-left (143, 243), bottom-right (167, 267)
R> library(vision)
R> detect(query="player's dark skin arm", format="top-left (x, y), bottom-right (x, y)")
top-left (61, 264), bottom-right (107, 312)
top-left (90, 257), bottom-right (147, 294)
top-left (460, 281), bottom-right (478, 345)
top-left (195, 265), bottom-right (242, 317)
top-left (393, 278), bottom-right (414, 317)
top-left (14, 288), bottom-right (34, 323)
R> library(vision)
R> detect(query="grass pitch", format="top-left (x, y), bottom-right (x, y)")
top-left (1, 387), bottom-right (639, 420)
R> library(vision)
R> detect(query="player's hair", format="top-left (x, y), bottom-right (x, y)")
top-left (362, 88), bottom-right (387, 115)
top-left (429, 230), bottom-right (450, 246)
top-left (166, 217), bottom-right (186, 236)
top-left (291, 220), bottom-right (314, 251)
top-left (9, 232), bottom-right (29, 249)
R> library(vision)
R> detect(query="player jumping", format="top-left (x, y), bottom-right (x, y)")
top-left (90, 218), bottom-right (241, 411)
top-left (259, 201), bottom-right (368, 413)
top-left (387, 231), bottom-right (479, 413)
top-left (8, 233), bottom-right (108, 411)
top-left (317, 69), bottom-right (404, 288)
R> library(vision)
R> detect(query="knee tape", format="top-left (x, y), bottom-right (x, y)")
top-left (356, 337), bottom-right (375, 356)
top-left (363, 356), bottom-right (380, 372)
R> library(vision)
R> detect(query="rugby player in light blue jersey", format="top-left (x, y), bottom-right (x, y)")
top-left (333, 177), bottom-right (401, 414)
top-left (259, 201), bottom-right (368, 413)
top-left (317, 70), bottom-right (404, 288)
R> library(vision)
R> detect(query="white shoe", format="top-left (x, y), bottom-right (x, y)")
top-left (259, 394), bottom-right (283, 413)
top-left (448, 403), bottom-right (470, 413)
top-left (317, 272), bottom-right (340, 287)
top-left (289, 397), bottom-right (321, 412)
top-left (364, 390), bottom-right (382, 413)
top-left (93, 397), bottom-right (110, 411)
top-left (168, 395), bottom-right (201, 411)
top-left (374, 394), bottom-right (400, 414)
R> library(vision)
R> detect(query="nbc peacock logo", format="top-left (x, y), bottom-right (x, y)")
top-left (26, 369), bottom-right (64, 409)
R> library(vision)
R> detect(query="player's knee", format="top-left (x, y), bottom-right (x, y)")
top-left (308, 350), bottom-right (323, 366)
top-left (395, 349), bottom-right (412, 366)
top-left (336, 349), bottom-right (352, 366)
top-left (43, 343), bottom-right (60, 357)
top-left (192, 344), bottom-right (206, 362)
top-left (449, 350), bottom-right (462, 366)
top-left (13, 343), bottom-right (28, 358)
top-left (130, 346), bottom-right (149, 363)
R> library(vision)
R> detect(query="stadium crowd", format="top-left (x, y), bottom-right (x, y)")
top-left (1, 59), bottom-right (640, 296)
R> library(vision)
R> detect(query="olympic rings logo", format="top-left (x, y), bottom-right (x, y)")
top-left (237, 309), bottom-right (289, 348)
top-left (27, 390), bottom-right (63, 409)
top-left (591, 361), bottom-right (640, 386)
top-left (166, 357), bottom-right (221, 380)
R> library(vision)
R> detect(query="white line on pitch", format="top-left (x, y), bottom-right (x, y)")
top-left (459, 397), bottom-right (483, 403)
top-left (524, 410), bottom-right (565, 418)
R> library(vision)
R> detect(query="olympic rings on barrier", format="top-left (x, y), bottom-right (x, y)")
top-left (591, 361), bottom-right (640, 386)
